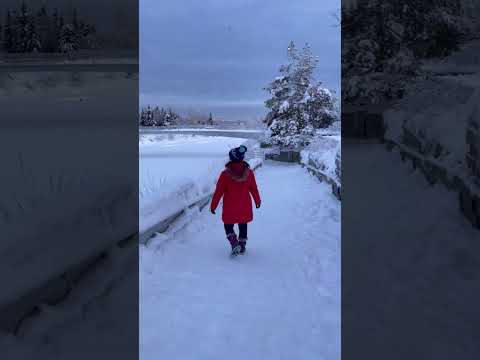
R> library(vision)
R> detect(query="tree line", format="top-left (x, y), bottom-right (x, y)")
top-left (0, 2), bottom-right (97, 55)
top-left (139, 106), bottom-right (217, 127)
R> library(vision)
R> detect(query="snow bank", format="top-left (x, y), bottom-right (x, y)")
top-left (300, 132), bottom-right (341, 186)
top-left (149, 128), bottom-right (264, 133)
top-left (0, 128), bottom-right (137, 308)
top-left (0, 71), bottom-right (137, 99)
top-left (384, 76), bottom-right (480, 174)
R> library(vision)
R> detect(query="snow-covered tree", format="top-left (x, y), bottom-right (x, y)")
top-left (140, 106), bottom-right (154, 126)
top-left (59, 23), bottom-right (79, 58)
top-left (208, 113), bottom-right (215, 125)
top-left (164, 108), bottom-right (180, 126)
top-left (2, 4), bottom-right (96, 54)
top-left (14, 2), bottom-right (30, 52)
top-left (342, 0), bottom-right (473, 105)
top-left (3, 11), bottom-right (14, 51)
top-left (140, 106), bottom-right (180, 127)
top-left (264, 41), bottom-right (338, 148)
top-left (304, 85), bottom-right (338, 129)
top-left (36, 6), bottom-right (50, 51)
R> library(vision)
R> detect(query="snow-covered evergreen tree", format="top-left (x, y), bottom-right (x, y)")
top-left (264, 40), bottom-right (296, 126)
top-left (139, 106), bottom-right (180, 127)
top-left (152, 106), bottom-right (162, 126)
top-left (342, 0), bottom-right (473, 105)
top-left (25, 17), bottom-right (41, 52)
top-left (59, 23), bottom-right (79, 58)
top-left (208, 113), bottom-right (215, 125)
top-left (165, 108), bottom-right (180, 126)
top-left (2, 4), bottom-right (96, 54)
top-left (3, 11), bottom-right (14, 52)
top-left (36, 6), bottom-right (50, 52)
top-left (9, 1), bottom-right (42, 53)
top-left (264, 41), bottom-right (338, 148)
top-left (15, 2), bottom-right (30, 52)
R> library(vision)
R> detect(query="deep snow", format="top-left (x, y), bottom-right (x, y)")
top-left (140, 161), bottom-right (341, 360)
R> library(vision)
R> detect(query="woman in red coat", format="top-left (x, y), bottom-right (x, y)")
top-left (210, 145), bottom-right (261, 256)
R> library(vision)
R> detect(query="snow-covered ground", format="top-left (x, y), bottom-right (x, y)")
top-left (343, 143), bottom-right (480, 359)
top-left (384, 39), bottom-right (480, 178)
top-left (140, 161), bottom-right (341, 360)
top-left (144, 128), bottom-right (264, 133)
top-left (0, 127), bottom-right (137, 308)
top-left (0, 71), bottom-right (138, 99)
top-left (139, 134), bottom-right (250, 233)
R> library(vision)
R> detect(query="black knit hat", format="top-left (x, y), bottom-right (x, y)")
top-left (229, 145), bottom-right (247, 162)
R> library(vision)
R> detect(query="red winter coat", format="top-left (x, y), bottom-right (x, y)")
top-left (211, 161), bottom-right (261, 224)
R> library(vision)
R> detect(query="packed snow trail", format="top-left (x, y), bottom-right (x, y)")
top-left (140, 161), bottom-right (340, 360)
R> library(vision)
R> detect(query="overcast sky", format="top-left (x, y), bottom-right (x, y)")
top-left (141, 0), bottom-right (340, 120)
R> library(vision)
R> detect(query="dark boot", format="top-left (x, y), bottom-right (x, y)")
top-left (227, 233), bottom-right (241, 256)
top-left (239, 238), bottom-right (247, 254)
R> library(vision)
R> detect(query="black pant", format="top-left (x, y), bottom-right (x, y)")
top-left (224, 223), bottom-right (247, 239)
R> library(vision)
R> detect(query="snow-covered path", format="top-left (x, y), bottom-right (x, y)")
top-left (140, 161), bottom-right (340, 360)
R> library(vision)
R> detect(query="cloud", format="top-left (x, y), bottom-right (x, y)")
top-left (140, 0), bottom-right (340, 118)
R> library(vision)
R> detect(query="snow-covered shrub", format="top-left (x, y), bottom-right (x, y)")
top-left (300, 133), bottom-right (341, 184)
top-left (264, 41), bottom-right (338, 148)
